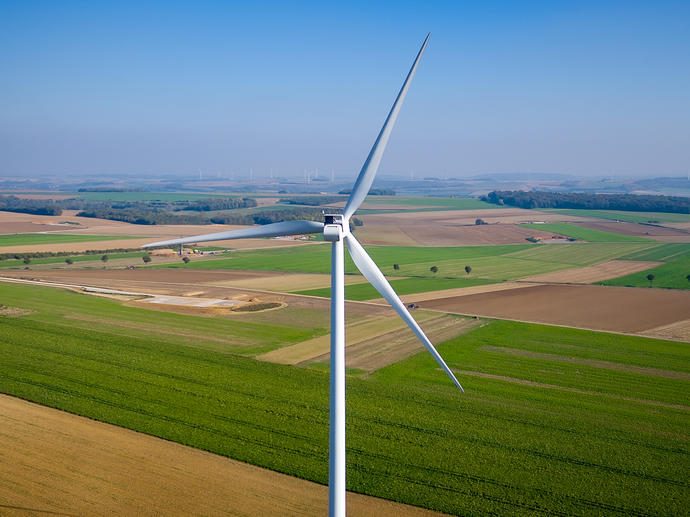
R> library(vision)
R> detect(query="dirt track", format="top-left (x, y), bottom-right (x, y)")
top-left (414, 284), bottom-right (690, 337)
top-left (0, 394), bottom-right (444, 517)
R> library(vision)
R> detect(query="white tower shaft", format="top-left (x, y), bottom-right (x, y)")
top-left (328, 225), bottom-right (346, 517)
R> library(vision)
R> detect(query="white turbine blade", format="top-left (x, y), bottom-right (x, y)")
top-left (343, 34), bottom-right (430, 220)
top-left (345, 234), bottom-right (463, 392)
top-left (142, 220), bottom-right (324, 248)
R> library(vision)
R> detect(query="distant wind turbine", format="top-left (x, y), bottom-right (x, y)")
top-left (143, 33), bottom-right (462, 517)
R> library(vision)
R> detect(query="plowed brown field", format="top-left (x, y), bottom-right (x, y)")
top-left (413, 284), bottom-right (690, 337)
top-left (576, 221), bottom-right (690, 241)
top-left (355, 209), bottom-right (588, 246)
top-left (0, 394), bottom-right (444, 517)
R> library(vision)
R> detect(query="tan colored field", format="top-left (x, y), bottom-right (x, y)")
top-left (413, 284), bottom-right (690, 338)
top-left (519, 260), bottom-right (661, 284)
top-left (211, 272), bottom-right (368, 291)
top-left (258, 313), bottom-right (479, 372)
top-left (665, 222), bottom-right (690, 231)
top-left (640, 319), bottom-right (690, 342)
top-left (355, 209), bottom-right (588, 246)
top-left (0, 210), bottom-right (319, 253)
top-left (0, 394), bottom-right (444, 517)
top-left (336, 316), bottom-right (480, 372)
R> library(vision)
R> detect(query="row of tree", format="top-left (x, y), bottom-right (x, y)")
top-left (482, 190), bottom-right (690, 214)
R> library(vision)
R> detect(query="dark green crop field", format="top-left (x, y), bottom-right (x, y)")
top-left (600, 243), bottom-right (690, 289)
top-left (1, 282), bottom-right (687, 516)
top-left (618, 243), bottom-right (690, 262)
top-left (0, 233), bottom-right (139, 246)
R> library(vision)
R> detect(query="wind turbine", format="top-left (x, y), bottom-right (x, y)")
top-left (143, 33), bottom-right (463, 517)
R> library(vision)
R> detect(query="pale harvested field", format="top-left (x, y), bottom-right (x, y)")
top-left (640, 319), bottom-right (690, 342)
top-left (211, 272), bottom-right (368, 292)
top-left (356, 209), bottom-right (587, 246)
top-left (414, 284), bottom-right (690, 337)
top-left (372, 282), bottom-right (533, 304)
top-left (0, 394), bottom-right (444, 517)
top-left (333, 316), bottom-right (481, 372)
top-left (257, 313), bottom-right (436, 365)
top-left (665, 222), bottom-right (690, 231)
top-left (519, 260), bottom-right (661, 284)
top-left (258, 312), bottom-right (477, 372)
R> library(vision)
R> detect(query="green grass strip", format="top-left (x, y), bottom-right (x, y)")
top-left (0, 233), bottom-right (139, 246)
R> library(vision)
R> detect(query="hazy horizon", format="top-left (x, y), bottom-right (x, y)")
top-left (2, 1), bottom-right (689, 179)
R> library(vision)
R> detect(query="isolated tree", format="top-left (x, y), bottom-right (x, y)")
top-left (465, 265), bottom-right (472, 275)
top-left (22, 257), bottom-right (30, 265)
top-left (65, 258), bottom-right (73, 265)
top-left (101, 254), bottom-right (109, 264)
top-left (687, 273), bottom-right (690, 283)
top-left (647, 273), bottom-right (655, 287)
top-left (142, 255), bottom-right (152, 264)
top-left (430, 265), bottom-right (438, 274)
top-left (475, 218), bottom-right (486, 225)
top-left (393, 264), bottom-right (399, 271)
top-left (182, 256), bottom-right (190, 264)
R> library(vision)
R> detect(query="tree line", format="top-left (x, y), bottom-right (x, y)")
top-left (482, 191), bottom-right (690, 214)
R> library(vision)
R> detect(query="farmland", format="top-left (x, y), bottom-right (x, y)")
top-left (295, 277), bottom-right (492, 301)
top-left (598, 243), bottom-right (690, 290)
top-left (520, 223), bottom-right (653, 242)
top-left (542, 208), bottom-right (690, 224)
top-left (0, 233), bottom-right (139, 246)
top-left (157, 242), bottom-right (654, 285)
top-left (0, 251), bottom-right (149, 268)
top-left (0, 283), bottom-right (687, 516)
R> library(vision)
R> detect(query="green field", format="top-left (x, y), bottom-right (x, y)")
top-left (159, 242), bottom-right (652, 284)
top-left (597, 243), bottom-right (690, 289)
top-left (599, 258), bottom-right (690, 290)
top-left (0, 283), bottom-right (326, 355)
top-left (0, 251), bottom-right (149, 268)
top-left (542, 208), bottom-right (690, 224)
top-left (295, 276), bottom-right (492, 301)
top-left (1, 283), bottom-right (687, 515)
top-left (156, 244), bottom-right (533, 275)
top-left (520, 222), bottom-right (653, 242)
top-left (617, 243), bottom-right (690, 262)
top-left (0, 233), bottom-right (138, 246)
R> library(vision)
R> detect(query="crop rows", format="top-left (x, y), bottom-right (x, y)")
top-left (1, 284), bottom-right (687, 516)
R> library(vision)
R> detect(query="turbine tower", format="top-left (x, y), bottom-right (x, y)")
top-left (143, 34), bottom-right (462, 517)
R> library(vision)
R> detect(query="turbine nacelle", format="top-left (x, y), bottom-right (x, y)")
top-left (323, 214), bottom-right (346, 242)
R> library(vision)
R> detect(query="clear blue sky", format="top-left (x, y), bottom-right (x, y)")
top-left (1, 0), bottom-right (688, 179)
